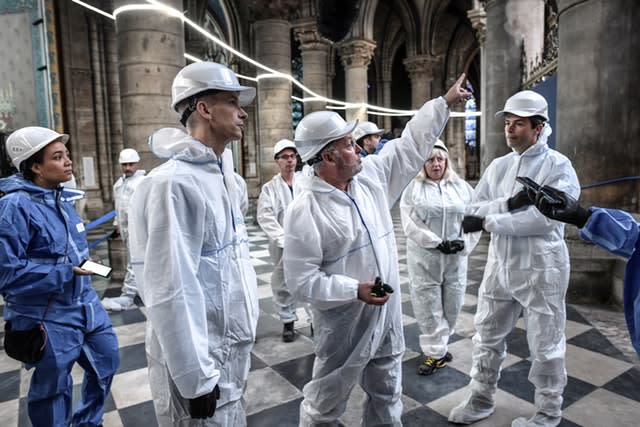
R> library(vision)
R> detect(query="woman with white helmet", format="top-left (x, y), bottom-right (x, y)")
top-left (0, 126), bottom-right (120, 427)
top-left (400, 140), bottom-right (479, 376)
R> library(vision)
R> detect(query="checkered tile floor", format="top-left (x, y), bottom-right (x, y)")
top-left (2, 208), bottom-right (639, 426)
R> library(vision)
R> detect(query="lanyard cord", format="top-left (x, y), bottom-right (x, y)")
top-left (342, 190), bottom-right (385, 282)
top-left (217, 159), bottom-right (236, 232)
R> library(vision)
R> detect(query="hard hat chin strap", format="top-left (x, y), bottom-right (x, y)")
top-left (180, 107), bottom-right (194, 127)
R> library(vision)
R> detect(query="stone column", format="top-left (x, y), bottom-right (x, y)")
top-left (113, 0), bottom-right (184, 168)
top-left (104, 20), bottom-right (123, 182)
top-left (293, 19), bottom-right (331, 114)
top-left (467, 0), bottom-right (486, 175)
top-left (338, 39), bottom-right (376, 122)
top-left (481, 0), bottom-right (545, 171)
top-left (253, 19), bottom-right (293, 180)
top-left (403, 55), bottom-right (437, 109)
top-left (557, 0), bottom-right (640, 210)
top-left (381, 79), bottom-right (392, 131)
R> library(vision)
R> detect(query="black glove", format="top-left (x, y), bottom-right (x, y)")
top-left (436, 241), bottom-right (453, 254)
top-left (436, 240), bottom-right (465, 254)
top-left (462, 215), bottom-right (484, 233)
top-left (370, 277), bottom-right (394, 297)
top-left (507, 189), bottom-right (535, 211)
top-left (534, 185), bottom-right (592, 228)
top-left (448, 239), bottom-right (465, 254)
top-left (189, 384), bottom-right (220, 419)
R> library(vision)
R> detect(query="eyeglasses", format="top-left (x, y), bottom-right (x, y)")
top-left (342, 138), bottom-right (358, 151)
top-left (276, 154), bottom-right (297, 160)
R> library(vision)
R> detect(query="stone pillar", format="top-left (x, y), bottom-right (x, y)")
top-left (467, 0), bottom-right (486, 176)
top-left (253, 19), bottom-right (293, 181)
top-left (403, 55), bottom-right (437, 109)
top-left (338, 39), bottom-right (376, 122)
top-left (293, 19), bottom-right (331, 114)
top-left (113, 0), bottom-right (185, 168)
top-left (557, 0), bottom-right (640, 210)
top-left (481, 0), bottom-right (545, 171)
top-left (88, 17), bottom-right (113, 203)
top-left (104, 20), bottom-right (123, 183)
top-left (381, 79), bottom-right (392, 131)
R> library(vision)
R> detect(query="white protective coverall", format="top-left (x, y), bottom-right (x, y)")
top-left (257, 172), bottom-right (302, 323)
top-left (459, 124), bottom-right (580, 423)
top-left (284, 97), bottom-right (449, 426)
top-left (400, 170), bottom-right (478, 359)
top-left (128, 128), bottom-right (259, 426)
top-left (113, 168), bottom-right (146, 296)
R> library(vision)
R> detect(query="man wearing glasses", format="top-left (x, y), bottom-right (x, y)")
top-left (257, 139), bottom-right (304, 342)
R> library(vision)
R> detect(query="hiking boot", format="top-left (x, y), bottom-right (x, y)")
top-left (511, 413), bottom-right (561, 427)
top-left (102, 295), bottom-right (135, 311)
top-left (417, 353), bottom-right (451, 375)
top-left (283, 321), bottom-right (295, 343)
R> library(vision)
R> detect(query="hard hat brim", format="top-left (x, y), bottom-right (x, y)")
top-left (11, 132), bottom-right (69, 170)
top-left (297, 119), bottom-right (358, 162)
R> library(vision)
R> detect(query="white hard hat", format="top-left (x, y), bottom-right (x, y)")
top-left (273, 139), bottom-right (297, 159)
top-left (119, 148), bottom-right (140, 163)
top-left (432, 139), bottom-right (448, 153)
top-left (294, 111), bottom-right (358, 163)
top-left (495, 90), bottom-right (549, 121)
top-left (5, 126), bottom-right (69, 170)
top-left (353, 121), bottom-right (385, 141)
top-left (171, 61), bottom-right (256, 112)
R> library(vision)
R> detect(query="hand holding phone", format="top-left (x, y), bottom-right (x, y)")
top-left (79, 259), bottom-right (113, 278)
top-left (515, 176), bottom-right (563, 205)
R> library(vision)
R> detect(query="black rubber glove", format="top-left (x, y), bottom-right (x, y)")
top-left (507, 189), bottom-right (535, 211)
top-left (448, 239), bottom-right (465, 254)
top-left (370, 277), bottom-right (394, 297)
top-left (189, 384), bottom-right (220, 419)
top-left (534, 185), bottom-right (592, 228)
top-left (462, 215), bottom-right (485, 233)
top-left (436, 241), bottom-right (453, 254)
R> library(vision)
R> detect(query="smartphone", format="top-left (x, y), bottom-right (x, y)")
top-left (515, 176), bottom-right (541, 192)
top-left (79, 259), bottom-right (113, 278)
top-left (515, 176), bottom-right (563, 205)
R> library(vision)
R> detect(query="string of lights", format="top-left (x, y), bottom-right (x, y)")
top-left (71, 0), bottom-right (481, 118)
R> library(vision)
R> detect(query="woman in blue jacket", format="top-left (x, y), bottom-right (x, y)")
top-left (535, 185), bottom-right (640, 359)
top-left (0, 127), bottom-right (119, 426)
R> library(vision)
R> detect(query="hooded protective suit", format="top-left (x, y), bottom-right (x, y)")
top-left (0, 175), bottom-right (119, 427)
top-left (257, 171), bottom-right (302, 323)
top-left (112, 168), bottom-right (146, 297)
top-left (128, 128), bottom-right (258, 426)
top-left (456, 124), bottom-right (580, 423)
top-left (400, 170), bottom-right (478, 359)
top-left (283, 97), bottom-right (449, 426)
top-left (579, 208), bottom-right (640, 358)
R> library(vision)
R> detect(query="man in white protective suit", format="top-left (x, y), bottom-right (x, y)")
top-left (448, 90), bottom-right (581, 427)
top-left (283, 74), bottom-right (472, 426)
top-left (257, 139), bottom-right (304, 342)
top-left (102, 148), bottom-right (145, 311)
top-left (128, 61), bottom-right (258, 426)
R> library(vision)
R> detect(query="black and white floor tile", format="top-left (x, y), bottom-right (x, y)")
top-left (1, 208), bottom-right (639, 426)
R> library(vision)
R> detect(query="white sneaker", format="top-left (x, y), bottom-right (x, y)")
top-left (512, 413), bottom-right (561, 427)
top-left (102, 295), bottom-right (135, 311)
top-left (448, 394), bottom-right (495, 424)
